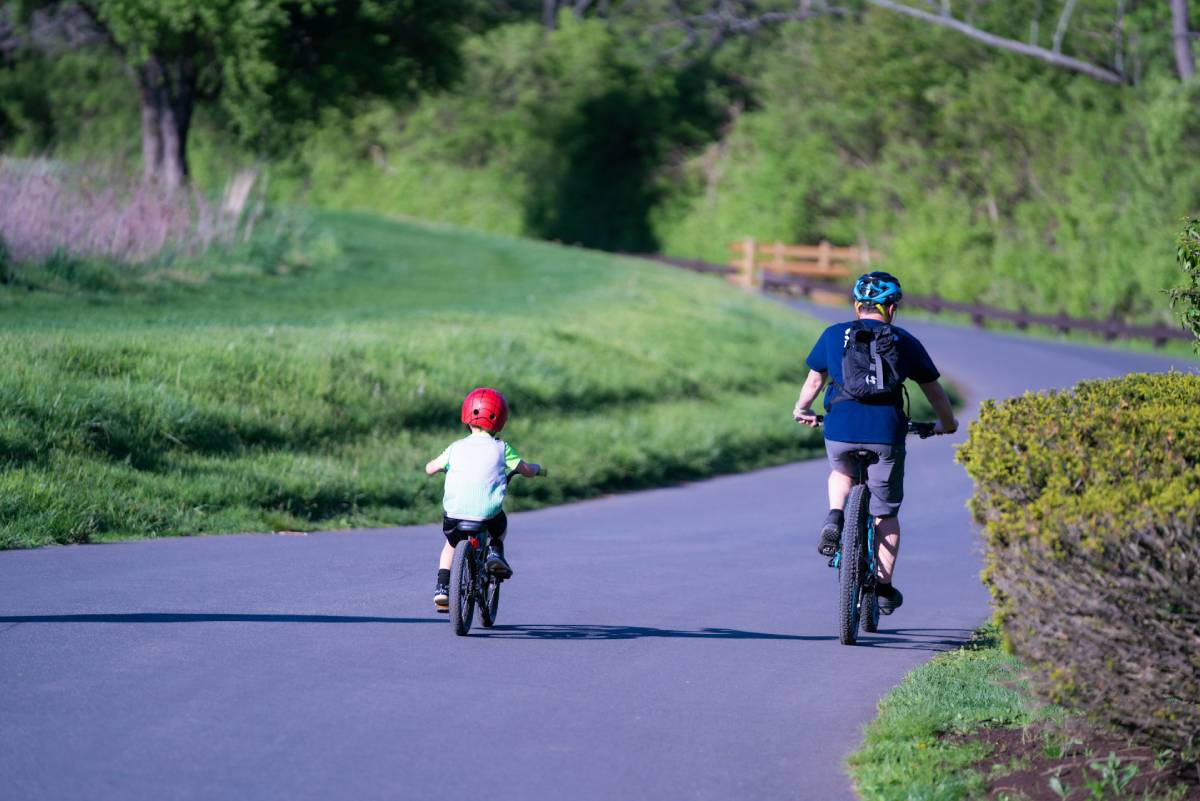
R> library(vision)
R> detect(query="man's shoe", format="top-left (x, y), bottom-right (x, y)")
top-left (876, 583), bottom-right (903, 615)
top-left (433, 582), bottom-right (449, 610)
top-left (485, 547), bottom-right (513, 579)
top-left (818, 511), bottom-right (843, 557)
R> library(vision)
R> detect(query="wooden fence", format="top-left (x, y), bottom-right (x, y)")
top-left (728, 238), bottom-right (872, 288)
top-left (642, 253), bottom-right (1193, 348)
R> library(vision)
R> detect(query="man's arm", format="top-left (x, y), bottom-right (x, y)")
top-left (424, 459), bottom-right (446, 476)
top-left (918, 380), bottom-right (959, 434)
top-left (792, 369), bottom-right (828, 427)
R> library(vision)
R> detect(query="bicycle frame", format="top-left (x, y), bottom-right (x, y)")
top-left (829, 457), bottom-right (877, 582)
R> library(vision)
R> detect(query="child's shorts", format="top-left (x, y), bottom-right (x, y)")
top-left (442, 512), bottom-right (507, 546)
top-left (825, 440), bottom-right (905, 517)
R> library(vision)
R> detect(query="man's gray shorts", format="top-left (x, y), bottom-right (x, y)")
top-left (825, 440), bottom-right (905, 517)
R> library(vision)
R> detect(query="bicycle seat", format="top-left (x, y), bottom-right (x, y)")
top-left (850, 449), bottom-right (879, 464)
top-left (453, 520), bottom-right (486, 533)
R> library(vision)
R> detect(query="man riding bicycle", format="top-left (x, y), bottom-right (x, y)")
top-left (792, 272), bottom-right (958, 614)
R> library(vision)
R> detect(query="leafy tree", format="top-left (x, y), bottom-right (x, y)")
top-left (6, 0), bottom-right (465, 187)
top-left (641, 0), bottom-right (1194, 86)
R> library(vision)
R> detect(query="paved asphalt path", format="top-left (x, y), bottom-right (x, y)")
top-left (1, 307), bottom-right (1192, 801)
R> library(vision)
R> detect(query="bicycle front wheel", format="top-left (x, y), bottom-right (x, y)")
top-left (838, 485), bottom-right (871, 645)
top-left (448, 540), bottom-right (475, 636)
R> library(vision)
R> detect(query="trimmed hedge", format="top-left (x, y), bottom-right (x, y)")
top-left (957, 373), bottom-right (1200, 761)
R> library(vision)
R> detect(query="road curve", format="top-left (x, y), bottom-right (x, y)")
top-left (1, 307), bottom-right (1192, 801)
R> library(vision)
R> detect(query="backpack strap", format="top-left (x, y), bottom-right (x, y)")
top-left (869, 337), bottom-right (885, 390)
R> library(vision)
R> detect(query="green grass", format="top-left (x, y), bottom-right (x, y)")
top-left (3, 210), bottom-right (894, 548)
top-left (847, 628), bottom-right (1037, 801)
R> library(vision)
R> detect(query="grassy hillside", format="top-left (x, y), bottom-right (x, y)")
top-left (0, 211), bottom-right (847, 548)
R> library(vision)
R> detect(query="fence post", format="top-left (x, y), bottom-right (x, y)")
top-left (740, 237), bottom-right (757, 288)
top-left (818, 240), bottom-right (831, 274)
top-left (771, 241), bottom-right (784, 290)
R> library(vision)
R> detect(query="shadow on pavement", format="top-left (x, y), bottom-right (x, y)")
top-left (478, 623), bottom-right (838, 641)
top-left (0, 613), bottom-right (444, 624)
top-left (854, 627), bottom-right (974, 652)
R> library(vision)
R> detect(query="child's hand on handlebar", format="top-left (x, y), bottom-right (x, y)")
top-left (535, 464), bottom-right (548, 478)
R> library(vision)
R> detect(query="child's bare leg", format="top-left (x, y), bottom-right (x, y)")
top-left (438, 541), bottom-right (455, 571)
top-left (827, 470), bottom-right (852, 509)
top-left (874, 516), bottom-right (900, 582)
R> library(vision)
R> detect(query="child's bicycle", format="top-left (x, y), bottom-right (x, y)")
top-left (814, 416), bottom-right (936, 645)
top-left (446, 520), bottom-right (502, 636)
top-left (445, 469), bottom-right (526, 636)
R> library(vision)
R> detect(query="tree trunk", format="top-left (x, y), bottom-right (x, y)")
top-left (1171, 0), bottom-right (1196, 81)
top-left (137, 75), bottom-right (165, 184)
top-left (543, 0), bottom-right (557, 30)
top-left (134, 54), bottom-right (195, 189)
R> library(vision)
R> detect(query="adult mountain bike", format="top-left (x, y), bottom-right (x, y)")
top-left (817, 417), bottom-right (936, 645)
top-left (447, 520), bottom-right (503, 636)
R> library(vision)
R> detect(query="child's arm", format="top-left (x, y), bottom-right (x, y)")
top-left (514, 460), bottom-right (546, 478)
top-left (425, 446), bottom-right (452, 476)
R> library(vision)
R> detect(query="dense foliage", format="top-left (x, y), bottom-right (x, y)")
top-left (7, 5), bottom-right (1198, 322)
top-left (958, 373), bottom-right (1200, 760)
top-left (293, 9), bottom-right (1200, 324)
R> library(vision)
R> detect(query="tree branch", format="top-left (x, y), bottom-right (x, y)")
top-left (1051, 0), bottom-right (1080, 54)
top-left (863, 0), bottom-right (1125, 84)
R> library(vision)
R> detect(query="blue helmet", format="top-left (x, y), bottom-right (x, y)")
top-left (852, 271), bottom-right (903, 306)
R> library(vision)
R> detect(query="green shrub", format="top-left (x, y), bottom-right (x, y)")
top-left (957, 373), bottom-right (1200, 760)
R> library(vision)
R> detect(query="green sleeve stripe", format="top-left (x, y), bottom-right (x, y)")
top-left (503, 441), bottom-right (522, 472)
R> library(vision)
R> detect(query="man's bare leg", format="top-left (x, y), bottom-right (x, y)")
top-left (875, 516), bottom-right (900, 582)
top-left (827, 470), bottom-right (852, 509)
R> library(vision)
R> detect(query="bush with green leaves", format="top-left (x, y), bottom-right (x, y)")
top-left (957, 373), bottom-right (1200, 760)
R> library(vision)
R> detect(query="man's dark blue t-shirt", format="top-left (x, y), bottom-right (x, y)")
top-left (805, 320), bottom-right (939, 445)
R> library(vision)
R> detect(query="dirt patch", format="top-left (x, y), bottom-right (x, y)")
top-left (959, 721), bottom-right (1200, 801)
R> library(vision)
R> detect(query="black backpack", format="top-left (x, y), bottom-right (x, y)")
top-left (833, 321), bottom-right (904, 405)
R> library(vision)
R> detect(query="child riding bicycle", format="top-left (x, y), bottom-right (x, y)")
top-left (792, 272), bottom-right (958, 615)
top-left (424, 387), bottom-right (546, 611)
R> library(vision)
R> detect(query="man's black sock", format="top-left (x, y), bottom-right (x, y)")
top-left (827, 509), bottom-right (844, 525)
top-left (437, 569), bottom-right (450, 585)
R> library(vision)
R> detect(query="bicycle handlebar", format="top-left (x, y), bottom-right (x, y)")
top-left (803, 415), bottom-right (939, 439)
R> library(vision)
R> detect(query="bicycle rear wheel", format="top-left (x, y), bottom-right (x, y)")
top-left (480, 578), bottom-right (501, 628)
top-left (838, 485), bottom-right (871, 645)
top-left (448, 540), bottom-right (475, 636)
top-left (861, 589), bottom-right (880, 633)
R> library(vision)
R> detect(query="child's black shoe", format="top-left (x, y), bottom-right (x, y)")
top-left (485, 546), bottom-right (513, 579)
top-left (433, 582), bottom-right (450, 611)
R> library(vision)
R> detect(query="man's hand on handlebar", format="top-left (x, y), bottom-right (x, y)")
top-left (793, 403), bottom-right (821, 428)
top-left (933, 418), bottom-right (959, 435)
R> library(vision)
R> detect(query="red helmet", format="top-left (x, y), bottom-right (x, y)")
top-left (461, 387), bottom-right (509, 433)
